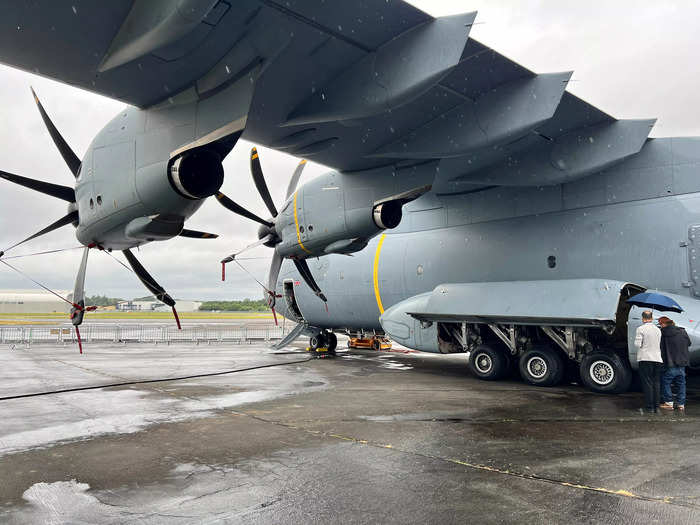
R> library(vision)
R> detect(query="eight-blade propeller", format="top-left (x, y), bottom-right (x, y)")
top-left (217, 148), bottom-right (327, 318)
top-left (0, 89), bottom-right (197, 347)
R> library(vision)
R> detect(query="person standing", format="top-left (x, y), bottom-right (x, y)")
top-left (634, 310), bottom-right (663, 413)
top-left (658, 316), bottom-right (691, 412)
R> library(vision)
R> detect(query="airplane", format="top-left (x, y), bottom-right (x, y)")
top-left (0, 1), bottom-right (699, 392)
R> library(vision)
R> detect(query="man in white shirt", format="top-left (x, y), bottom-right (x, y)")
top-left (634, 309), bottom-right (663, 413)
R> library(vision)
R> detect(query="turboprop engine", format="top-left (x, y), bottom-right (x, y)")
top-left (217, 147), bottom-right (430, 310)
top-left (271, 170), bottom-right (411, 259)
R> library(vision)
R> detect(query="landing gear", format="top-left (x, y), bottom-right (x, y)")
top-left (579, 351), bottom-right (632, 394)
top-left (325, 332), bottom-right (338, 352)
top-left (309, 330), bottom-right (337, 357)
top-left (468, 344), bottom-right (509, 381)
top-left (518, 345), bottom-right (565, 387)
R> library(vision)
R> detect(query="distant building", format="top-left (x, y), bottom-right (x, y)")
top-left (116, 299), bottom-right (202, 312)
top-left (0, 290), bottom-right (72, 314)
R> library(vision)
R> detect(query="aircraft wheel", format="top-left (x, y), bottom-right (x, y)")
top-left (469, 344), bottom-right (509, 380)
top-left (325, 332), bottom-right (338, 353)
top-left (309, 334), bottom-right (325, 350)
top-left (519, 345), bottom-right (565, 387)
top-left (579, 352), bottom-right (632, 394)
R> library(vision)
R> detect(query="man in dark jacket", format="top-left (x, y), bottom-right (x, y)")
top-left (658, 317), bottom-right (691, 411)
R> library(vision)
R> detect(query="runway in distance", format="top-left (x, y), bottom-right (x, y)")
top-left (0, 1), bottom-right (699, 392)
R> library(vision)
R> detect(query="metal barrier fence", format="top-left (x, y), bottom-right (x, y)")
top-left (0, 323), bottom-right (292, 345)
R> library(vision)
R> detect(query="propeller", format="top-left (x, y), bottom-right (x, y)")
top-left (31, 87), bottom-right (81, 177)
top-left (0, 88), bottom-right (200, 343)
top-left (122, 248), bottom-right (181, 329)
top-left (217, 148), bottom-right (327, 313)
top-left (179, 229), bottom-right (218, 239)
top-left (0, 90), bottom-right (81, 258)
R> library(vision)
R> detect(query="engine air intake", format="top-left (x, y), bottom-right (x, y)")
top-left (373, 201), bottom-right (402, 230)
top-left (169, 150), bottom-right (224, 200)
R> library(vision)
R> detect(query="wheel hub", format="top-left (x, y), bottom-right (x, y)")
top-left (527, 356), bottom-right (548, 379)
top-left (589, 360), bottom-right (615, 386)
top-left (475, 353), bottom-right (493, 374)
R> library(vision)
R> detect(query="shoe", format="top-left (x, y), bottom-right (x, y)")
top-left (677, 405), bottom-right (685, 412)
top-left (659, 402), bottom-right (674, 410)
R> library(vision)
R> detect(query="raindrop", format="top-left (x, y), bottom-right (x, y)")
top-left (72, 5), bottom-right (77, 14)
top-left (16, 25), bottom-right (20, 31)
top-left (225, 65), bottom-right (231, 74)
top-left (321, 93), bottom-right (326, 100)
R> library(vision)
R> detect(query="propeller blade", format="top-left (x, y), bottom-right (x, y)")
top-left (70, 247), bottom-right (90, 327)
top-left (179, 229), bottom-right (218, 239)
top-left (31, 88), bottom-right (81, 178)
top-left (215, 192), bottom-right (273, 227)
top-left (285, 159), bottom-right (307, 200)
top-left (268, 251), bottom-right (283, 296)
top-left (0, 170), bottom-right (75, 202)
top-left (221, 235), bottom-right (272, 264)
top-left (250, 147), bottom-right (278, 217)
top-left (122, 248), bottom-right (175, 307)
top-left (3, 210), bottom-right (79, 253)
top-left (293, 258), bottom-right (327, 302)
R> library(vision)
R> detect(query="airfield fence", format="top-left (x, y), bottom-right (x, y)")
top-left (0, 323), bottom-right (291, 345)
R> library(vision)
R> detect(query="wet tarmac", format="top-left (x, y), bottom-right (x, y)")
top-left (1, 342), bottom-right (699, 524)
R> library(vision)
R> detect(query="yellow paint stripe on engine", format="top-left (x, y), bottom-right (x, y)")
top-left (293, 191), bottom-right (311, 254)
top-left (373, 233), bottom-right (387, 314)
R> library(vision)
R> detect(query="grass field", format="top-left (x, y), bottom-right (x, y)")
top-left (0, 311), bottom-right (274, 322)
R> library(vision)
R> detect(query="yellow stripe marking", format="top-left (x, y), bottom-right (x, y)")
top-left (252, 153), bottom-right (259, 160)
top-left (299, 159), bottom-right (307, 165)
top-left (293, 191), bottom-right (311, 254)
top-left (373, 233), bottom-right (387, 314)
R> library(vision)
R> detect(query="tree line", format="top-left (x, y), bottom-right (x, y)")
top-left (198, 299), bottom-right (268, 311)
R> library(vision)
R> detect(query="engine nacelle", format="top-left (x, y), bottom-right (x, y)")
top-left (168, 149), bottom-right (224, 200)
top-left (273, 171), bottom-right (427, 259)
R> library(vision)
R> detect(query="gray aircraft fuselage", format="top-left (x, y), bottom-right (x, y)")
top-left (275, 136), bottom-right (700, 334)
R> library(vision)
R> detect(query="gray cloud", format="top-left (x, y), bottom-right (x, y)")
top-left (1, 1), bottom-right (698, 299)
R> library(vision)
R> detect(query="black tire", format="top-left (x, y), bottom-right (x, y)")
top-left (469, 344), bottom-right (509, 380)
top-left (519, 345), bottom-right (565, 387)
top-left (309, 334), bottom-right (324, 350)
top-left (579, 352), bottom-right (632, 394)
top-left (326, 332), bottom-right (338, 352)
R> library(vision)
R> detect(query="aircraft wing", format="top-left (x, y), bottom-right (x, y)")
top-left (0, 1), bottom-right (655, 183)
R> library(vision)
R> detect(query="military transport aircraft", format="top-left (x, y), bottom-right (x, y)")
top-left (1, 1), bottom-right (699, 392)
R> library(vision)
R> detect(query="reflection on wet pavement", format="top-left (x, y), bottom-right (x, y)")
top-left (1, 344), bottom-right (700, 523)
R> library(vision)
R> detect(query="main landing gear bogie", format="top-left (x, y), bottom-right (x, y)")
top-left (467, 340), bottom-right (632, 394)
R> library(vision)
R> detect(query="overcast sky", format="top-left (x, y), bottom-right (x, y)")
top-left (0, 0), bottom-right (698, 301)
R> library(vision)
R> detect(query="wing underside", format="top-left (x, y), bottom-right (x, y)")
top-left (0, 0), bottom-right (655, 186)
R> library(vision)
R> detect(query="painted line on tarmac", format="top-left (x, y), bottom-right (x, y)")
top-left (236, 414), bottom-right (699, 510)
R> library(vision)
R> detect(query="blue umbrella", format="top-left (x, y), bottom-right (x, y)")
top-left (626, 292), bottom-right (683, 313)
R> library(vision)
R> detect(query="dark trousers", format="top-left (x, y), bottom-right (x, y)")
top-left (639, 361), bottom-right (662, 410)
